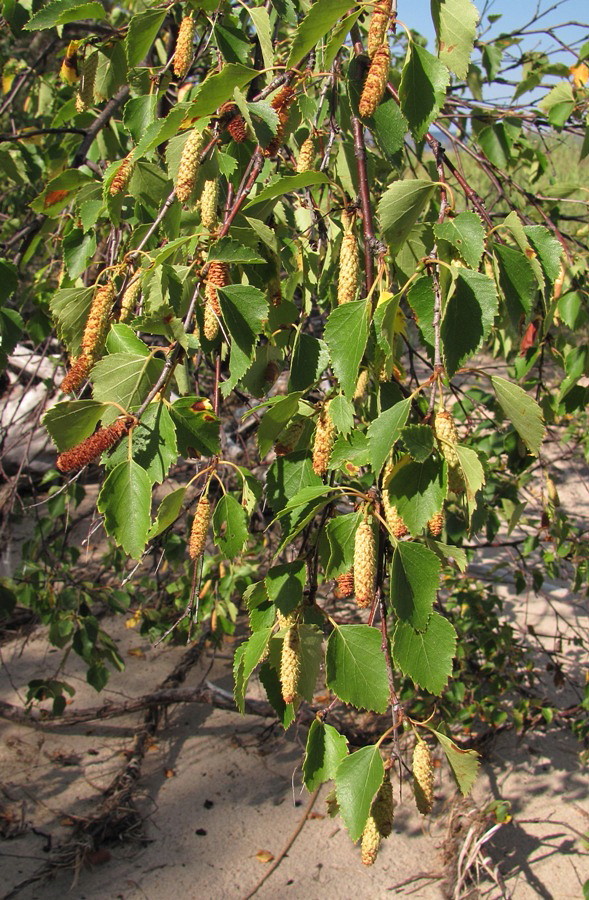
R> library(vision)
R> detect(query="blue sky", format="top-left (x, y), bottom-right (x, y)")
top-left (405, 0), bottom-right (588, 100)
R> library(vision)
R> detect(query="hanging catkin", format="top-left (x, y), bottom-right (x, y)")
top-left (60, 354), bottom-right (91, 394)
top-left (367, 1), bottom-right (391, 57)
top-left (354, 518), bottom-right (376, 608)
top-left (219, 102), bottom-right (248, 142)
top-left (119, 277), bottom-right (141, 323)
top-left (382, 461), bottom-right (408, 538)
top-left (175, 129), bottom-right (204, 202)
top-left (189, 496), bottom-right (211, 561)
top-left (433, 410), bottom-right (464, 493)
top-left (206, 261), bottom-right (229, 316)
top-left (360, 815), bottom-right (381, 866)
top-left (413, 740), bottom-right (435, 815)
top-left (296, 135), bottom-right (315, 173)
top-left (280, 624), bottom-right (300, 704)
top-left (56, 419), bottom-right (132, 473)
top-left (334, 571), bottom-right (354, 599)
top-left (338, 232), bottom-right (359, 304)
top-left (264, 85), bottom-right (295, 157)
top-left (173, 17), bottom-right (195, 79)
top-left (200, 178), bottom-right (219, 230)
top-left (312, 402), bottom-right (335, 476)
top-left (358, 44), bottom-right (390, 118)
top-left (61, 280), bottom-right (115, 393)
top-left (428, 511), bottom-right (444, 537)
top-left (109, 152), bottom-right (135, 196)
top-left (202, 301), bottom-right (219, 342)
top-left (372, 770), bottom-right (394, 837)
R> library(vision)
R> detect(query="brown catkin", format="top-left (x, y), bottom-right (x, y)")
top-left (428, 511), bottom-right (444, 537)
top-left (81, 281), bottom-right (115, 361)
top-left (413, 740), bottom-right (434, 815)
top-left (354, 518), bottom-right (376, 608)
top-left (280, 624), bottom-right (300, 704)
top-left (202, 301), bottom-right (219, 341)
top-left (338, 233), bottom-right (359, 304)
top-left (361, 815), bottom-right (381, 866)
top-left (175, 129), bottom-right (204, 202)
top-left (75, 50), bottom-right (98, 111)
top-left (173, 16), bottom-right (195, 79)
top-left (334, 571), bottom-right (354, 599)
top-left (367, 0), bottom-right (391, 57)
top-left (312, 402), bottom-right (335, 476)
top-left (109, 153), bottom-right (135, 196)
top-left (119, 277), bottom-right (141, 323)
top-left (200, 178), bottom-right (219, 230)
top-left (264, 85), bottom-right (295, 158)
top-left (60, 354), bottom-right (91, 394)
top-left (56, 419), bottom-right (131, 473)
top-left (189, 496), bottom-right (211, 560)
top-left (296, 135), bottom-right (315, 173)
top-left (226, 111), bottom-right (248, 142)
top-left (206, 261), bottom-right (229, 316)
top-left (372, 770), bottom-right (394, 838)
top-left (358, 44), bottom-right (390, 118)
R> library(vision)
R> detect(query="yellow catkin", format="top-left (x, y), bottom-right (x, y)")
top-left (200, 178), bottom-right (219, 230)
top-left (189, 496), bottom-right (211, 561)
top-left (75, 51), bottom-right (98, 111)
top-left (367, 0), bottom-right (391, 57)
top-left (433, 410), bottom-right (463, 493)
top-left (428, 511), bottom-right (444, 537)
top-left (175, 129), bottom-right (204, 203)
top-left (372, 770), bottom-right (394, 838)
top-left (173, 17), bottom-right (195, 79)
top-left (119, 277), bottom-right (141, 323)
top-left (202, 301), bottom-right (219, 341)
top-left (205, 261), bottom-right (229, 316)
top-left (81, 281), bottom-right (115, 360)
top-left (413, 740), bottom-right (434, 815)
top-left (334, 571), bottom-right (354, 599)
top-left (280, 624), bottom-right (300, 704)
top-left (354, 518), bottom-right (376, 608)
top-left (296, 135), bottom-right (315, 173)
top-left (109, 153), bottom-right (135, 196)
top-left (358, 44), bottom-right (390, 118)
top-left (312, 402), bottom-right (335, 476)
top-left (354, 369), bottom-right (369, 400)
top-left (382, 463), bottom-right (408, 539)
top-left (361, 815), bottom-right (381, 866)
top-left (276, 610), bottom-right (297, 630)
top-left (338, 233), bottom-right (359, 304)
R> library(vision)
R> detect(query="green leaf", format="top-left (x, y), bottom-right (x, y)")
top-left (234, 628), bottom-right (273, 713)
top-left (0, 259), bottom-right (17, 302)
top-left (207, 238), bottom-right (264, 265)
top-left (324, 10), bottom-right (363, 70)
top-left (258, 659), bottom-right (295, 728)
top-left (455, 445), bottom-right (485, 502)
top-left (125, 9), bottom-right (166, 67)
top-left (213, 495), bottom-right (248, 557)
top-left (303, 720), bottom-right (348, 792)
top-left (245, 581), bottom-right (275, 633)
top-left (24, 0), bottom-right (105, 30)
top-left (247, 5), bottom-right (274, 71)
top-left (43, 400), bottom-right (108, 452)
top-left (524, 226), bottom-right (562, 285)
top-left (432, 730), bottom-right (479, 796)
top-left (378, 180), bottom-right (436, 255)
top-left (490, 376), bottom-right (545, 455)
top-left (287, 0), bottom-right (353, 68)
top-left (105, 402), bottom-right (177, 485)
top-left (392, 612), bottom-right (457, 694)
top-left (91, 352), bottom-right (165, 418)
top-left (335, 746), bottom-right (384, 842)
top-left (442, 269), bottom-right (498, 376)
top-left (434, 211), bottom-right (485, 269)
top-left (62, 230), bottom-right (96, 280)
top-left (50, 286), bottom-right (95, 357)
top-left (186, 64), bottom-right (257, 119)
top-left (97, 460), bottom-right (151, 559)
top-left (324, 299), bottom-right (370, 398)
top-left (401, 424), bottom-right (434, 462)
top-left (399, 43), bottom-right (449, 141)
top-left (328, 394), bottom-right (354, 436)
top-left (245, 172), bottom-right (330, 208)
top-left (169, 398), bottom-right (221, 458)
top-left (387, 456), bottom-right (446, 535)
top-left (326, 624), bottom-right (390, 713)
top-left (218, 284), bottom-right (269, 391)
top-left (265, 560), bottom-right (306, 615)
top-left (106, 324), bottom-right (150, 356)
top-left (148, 487), bottom-right (186, 539)
top-left (391, 542), bottom-right (441, 630)
top-left (539, 81), bottom-right (575, 128)
top-left (296, 624), bottom-right (324, 702)
top-left (494, 243), bottom-right (537, 317)
top-left (323, 511), bottom-right (362, 579)
top-left (431, 0), bottom-right (479, 79)
top-left (371, 97), bottom-right (408, 161)
top-left (406, 276), bottom-right (435, 355)
top-left (258, 394), bottom-right (305, 460)
top-left (288, 333), bottom-right (329, 392)
top-left (123, 94), bottom-right (158, 143)
top-left (367, 398), bottom-right (411, 475)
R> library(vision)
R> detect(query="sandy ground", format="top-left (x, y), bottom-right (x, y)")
top-left (0, 602), bottom-right (587, 900)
